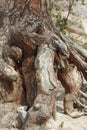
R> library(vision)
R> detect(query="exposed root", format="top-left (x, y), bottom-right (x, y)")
top-left (48, 56), bottom-right (60, 89)
top-left (79, 89), bottom-right (87, 98)
top-left (0, 59), bottom-right (19, 81)
top-left (67, 111), bottom-right (87, 118)
top-left (24, 92), bottom-right (57, 129)
top-left (35, 44), bottom-right (57, 95)
top-left (75, 98), bottom-right (87, 109)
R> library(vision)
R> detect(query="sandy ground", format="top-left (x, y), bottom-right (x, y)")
top-left (46, 101), bottom-right (87, 130)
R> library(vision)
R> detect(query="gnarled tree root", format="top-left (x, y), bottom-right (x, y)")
top-left (23, 44), bottom-right (60, 129)
top-left (79, 89), bottom-right (87, 98)
top-left (66, 111), bottom-right (87, 118)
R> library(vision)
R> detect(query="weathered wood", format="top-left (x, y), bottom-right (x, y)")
top-left (22, 44), bottom-right (59, 129)
top-left (22, 56), bottom-right (37, 107)
top-left (58, 63), bottom-right (87, 117)
top-left (0, 0), bottom-right (87, 129)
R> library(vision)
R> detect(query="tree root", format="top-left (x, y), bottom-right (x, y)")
top-left (23, 44), bottom-right (59, 129)
top-left (0, 59), bottom-right (19, 81)
top-left (75, 97), bottom-right (87, 109)
top-left (67, 111), bottom-right (87, 118)
top-left (35, 44), bottom-right (59, 95)
top-left (79, 89), bottom-right (87, 98)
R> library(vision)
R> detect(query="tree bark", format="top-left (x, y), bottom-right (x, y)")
top-left (0, 0), bottom-right (87, 129)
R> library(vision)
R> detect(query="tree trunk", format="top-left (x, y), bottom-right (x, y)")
top-left (0, 0), bottom-right (87, 129)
